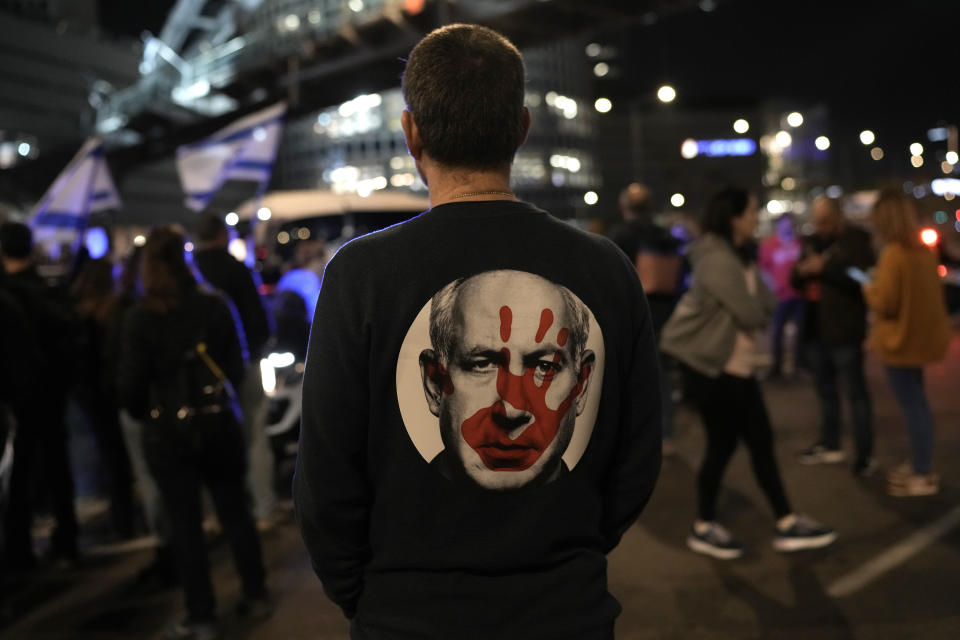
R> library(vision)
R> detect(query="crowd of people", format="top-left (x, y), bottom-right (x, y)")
top-left (0, 215), bottom-right (292, 639)
top-left (610, 182), bottom-right (951, 560)
top-left (0, 22), bottom-right (954, 640)
top-left (0, 165), bottom-right (953, 640)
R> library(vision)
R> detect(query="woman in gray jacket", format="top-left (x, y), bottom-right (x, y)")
top-left (662, 188), bottom-right (835, 559)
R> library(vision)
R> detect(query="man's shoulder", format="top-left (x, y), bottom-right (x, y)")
top-left (325, 216), bottom-right (419, 266)
top-left (196, 247), bottom-right (246, 272)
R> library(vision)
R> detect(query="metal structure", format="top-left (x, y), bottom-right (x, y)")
top-left (92, 0), bottom-right (712, 152)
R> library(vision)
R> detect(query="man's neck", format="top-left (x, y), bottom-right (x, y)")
top-left (421, 160), bottom-right (516, 208)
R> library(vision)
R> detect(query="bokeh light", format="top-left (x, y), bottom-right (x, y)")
top-left (775, 131), bottom-right (792, 148)
top-left (657, 85), bottom-right (676, 103)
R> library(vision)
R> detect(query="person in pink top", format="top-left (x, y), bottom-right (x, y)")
top-left (759, 214), bottom-right (804, 378)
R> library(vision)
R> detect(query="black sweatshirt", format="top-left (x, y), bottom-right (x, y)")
top-left (294, 200), bottom-right (662, 639)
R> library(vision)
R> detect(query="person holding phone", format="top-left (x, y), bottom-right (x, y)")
top-left (863, 190), bottom-right (950, 496)
top-left (790, 197), bottom-right (876, 476)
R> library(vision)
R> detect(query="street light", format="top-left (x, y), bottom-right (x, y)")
top-left (733, 119), bottom-right (749, 134)
top-left (859, 130), bottom-right (875, 145)
top-left (815, 136), bottom-right (831, 150)
top-left (680, 138), bottom-right (699, 159)
top-left (594, 98), bottom-right (612, 113)
top-left (786, 112), bottom-right (804, 127)
top-left (657, 85), bottom-right (676, 103)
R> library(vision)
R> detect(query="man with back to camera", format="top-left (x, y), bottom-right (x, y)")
top-left (193, 214), bottom-right (277, 527)
top-left (791, 196), bottom-right (876, 476)
top-left (294, 24), bottom-right (662, 639)
top-left (608, 182), bottom-right (684, 454)
top-left (0, 222), bottom-right (79, 569)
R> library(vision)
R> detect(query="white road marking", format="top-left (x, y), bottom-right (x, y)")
top-left (827, 504), bottom-right (960, 597)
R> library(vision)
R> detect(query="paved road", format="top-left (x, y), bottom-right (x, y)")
top-left (3, 336), bottom-right (959, 639)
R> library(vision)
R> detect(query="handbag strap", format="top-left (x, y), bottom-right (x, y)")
top-left (194, 342), bottom-right (239, 402)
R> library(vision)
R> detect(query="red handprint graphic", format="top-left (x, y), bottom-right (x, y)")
top-left (460, 305), bottom-right (591, 471)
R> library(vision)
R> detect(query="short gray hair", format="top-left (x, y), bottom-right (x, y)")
top-left (428, 274), bottom-right (589, 364)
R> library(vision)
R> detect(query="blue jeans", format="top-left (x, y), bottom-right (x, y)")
top-left (884, 367), bottom-right (935, 474)
top-left (804, 342), bottom-right (873, 464)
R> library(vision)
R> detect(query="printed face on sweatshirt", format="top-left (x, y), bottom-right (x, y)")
top-left (396, 270), bottom-right (605, 491)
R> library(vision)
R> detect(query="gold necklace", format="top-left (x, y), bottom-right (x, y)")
top-left (450, 190), bottom-right (515, 199)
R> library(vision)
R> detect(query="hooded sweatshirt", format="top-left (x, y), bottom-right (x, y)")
top-left (660, 234), bottom-right (776, 377)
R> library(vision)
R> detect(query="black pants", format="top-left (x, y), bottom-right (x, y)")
top-left (3, 396), bottom-right (78, 566)
top-left (144, 415), bottom-right (266, 623)
top-left (76, 392), bottom-right (134, 537)
top-left (683, 368), bottom-right (792, 521)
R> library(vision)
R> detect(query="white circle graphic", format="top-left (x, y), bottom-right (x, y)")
top-left (395, 270), bottom-right (605, 489)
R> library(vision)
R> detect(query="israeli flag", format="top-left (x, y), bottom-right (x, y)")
top-left (176, 102), bottom-right (286, 211)
top-left (30, 137), bottom-right (121, 241)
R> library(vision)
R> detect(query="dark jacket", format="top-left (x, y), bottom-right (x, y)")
top-left (608, 218), bottom-right (685, 333)
top-left (1, 265), bottom-right (74, 393)
top-left (194, 248), bottom-right (270, 360)
top-left (790, 225), bottom-right (875, 346)
top-left (117, 288), bottom-right (244, 421)
top-left (0, 288), bottom-right (41, 404)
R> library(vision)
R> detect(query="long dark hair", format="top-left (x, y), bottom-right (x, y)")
top-left (141, 226), bottom-right (196, 312)
top-left (71, 258), bottom-right (117, 325)
top-left (701, 186), bottom-right (755, 264)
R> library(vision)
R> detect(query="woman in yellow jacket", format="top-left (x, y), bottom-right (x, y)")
top-left (863, 190), bottom-right (951, 496)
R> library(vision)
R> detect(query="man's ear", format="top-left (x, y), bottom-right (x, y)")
top-left (401, 109), bottom-right (423, 161)
top-left (574, 350), bottom-right (596, 416)
top-left (419, 349), bottom-right (449, 417)
top-left (518, 107), bottom-right (531, 148)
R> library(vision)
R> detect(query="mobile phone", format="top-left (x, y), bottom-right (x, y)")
top-left (846, 266), bottom-right (871, 284)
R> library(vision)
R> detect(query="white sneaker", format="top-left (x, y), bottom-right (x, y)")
top-left (686, 522), bottom-right (745, 560)
top-left (772, 514), bottom-right (837, 552)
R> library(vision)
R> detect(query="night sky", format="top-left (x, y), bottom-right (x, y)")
top-left (597, 0), bottom-right (958, 142)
